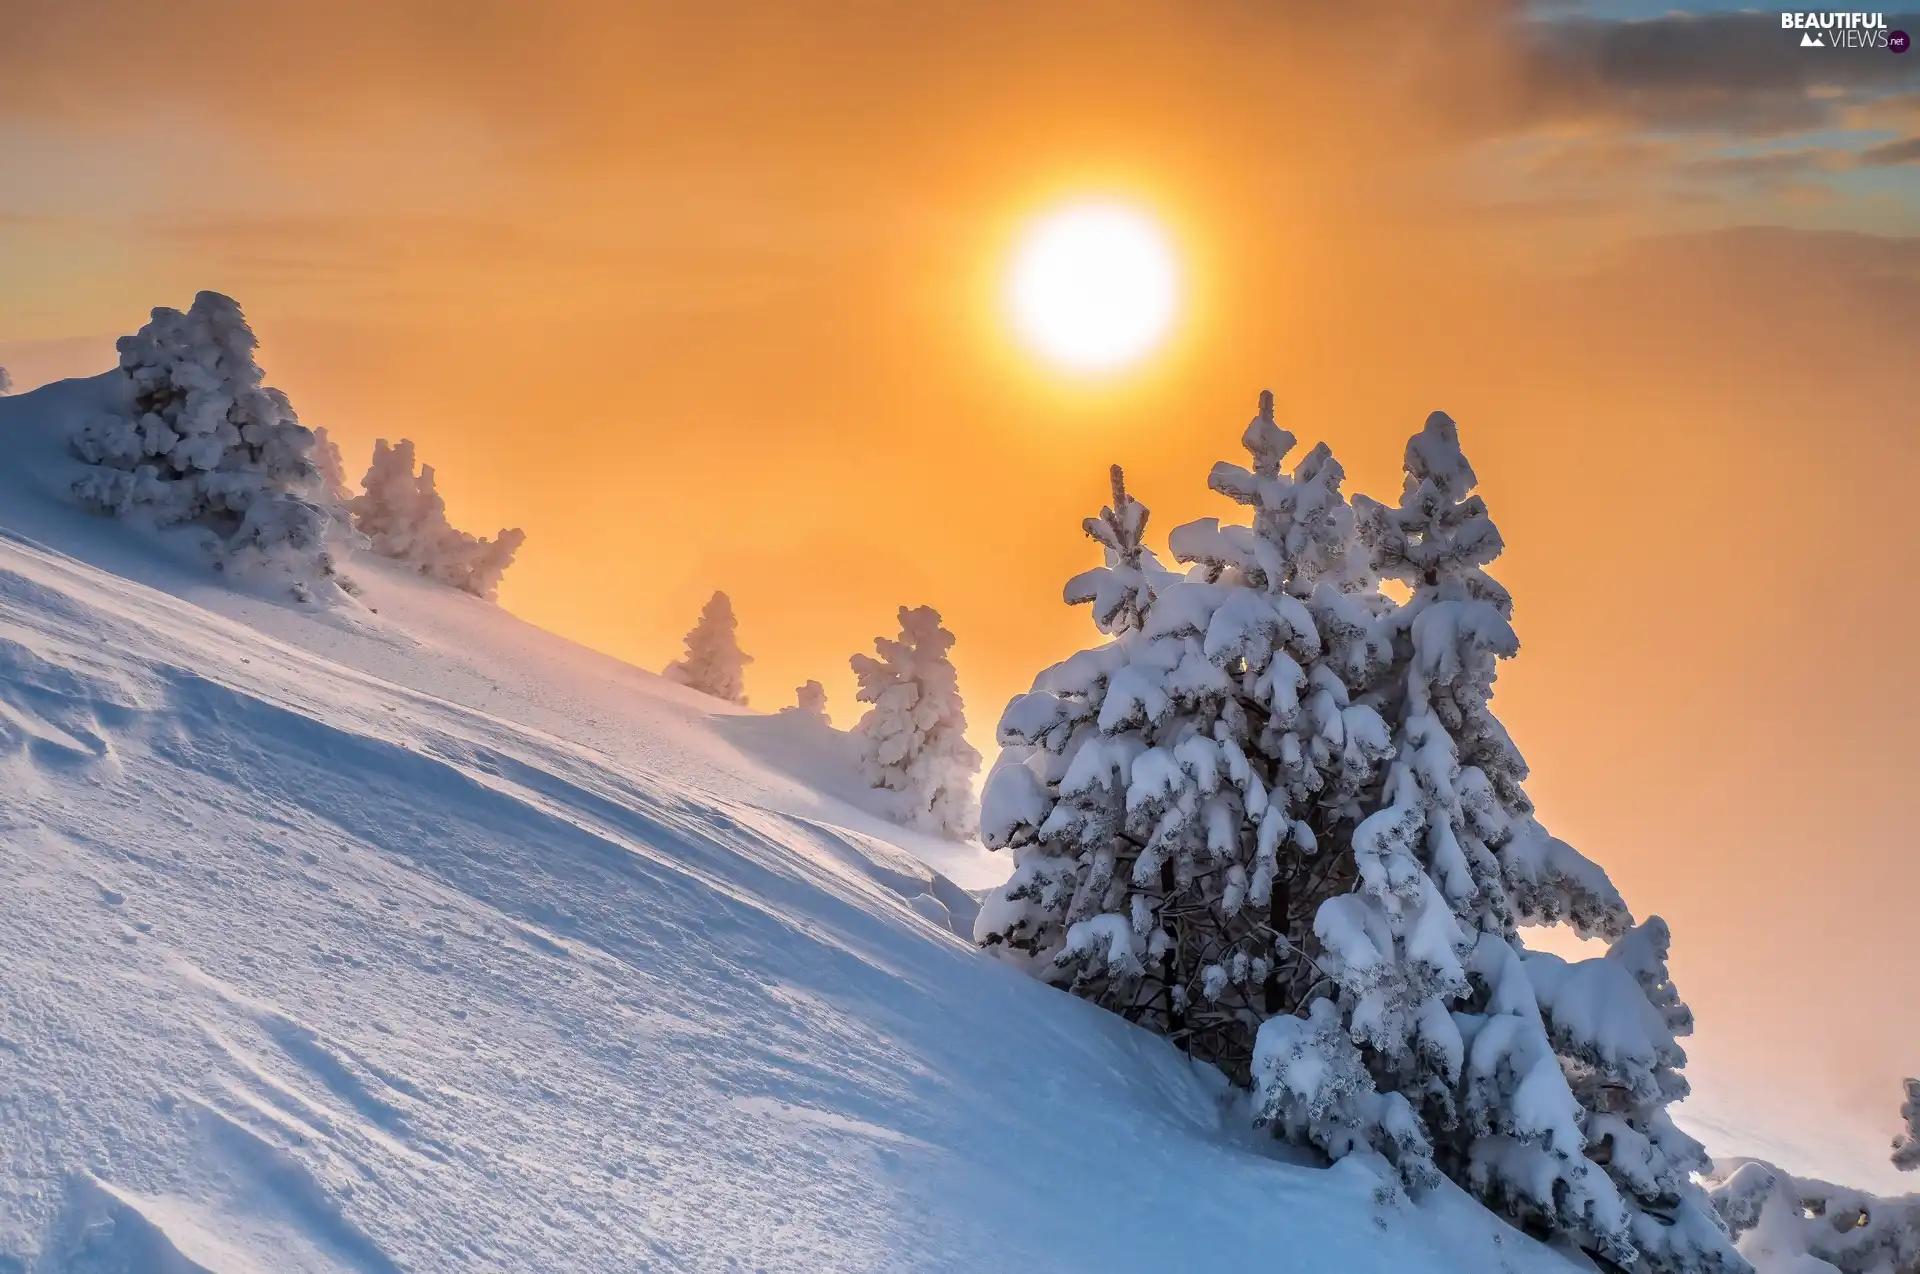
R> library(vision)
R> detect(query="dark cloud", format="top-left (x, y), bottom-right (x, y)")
top-left (1683, 147), bottom-right (1839, 180)
top-left (1522, 10), bottom-right (1920, 133)
top-left (1859, 135), bottom-right (1920, 165)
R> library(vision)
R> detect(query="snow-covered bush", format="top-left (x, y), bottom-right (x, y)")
top-left (347, 438), bottom-right (525, 601)
top-left (781, 680), bottom-right (829, 722)
top-left (664, 591), bottom-right (751, 705)
top-left (0, 366), bottom-right (13, 395)
top-left (1706, 1157), bottom-right (1919, 1274)
top-left (850, 605), bottom-right (982, 839)
top-left (978, 391), bottom-right (1745, 1273)
top-left (67, 291), bottom-right (354, 602)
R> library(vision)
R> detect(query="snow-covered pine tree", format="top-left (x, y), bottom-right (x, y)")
top-left (1083, 391), bottom-right (1458, 1187)
top-left (980, 415), bottom-right (1407, 1092)
top-left (1527, 918), bottom-right (1746, 1273)
top-left (311, 426), bottom-right (353, 506)
top-left (431, 524), bottom-right (526, 603)
top-left (664, 591), bottom-right (752, 705)
top-left (978, 396), bottom-right (1732, 1261)
top-left (977, 464), bottom-right (1228, 1046)
top-left (353, 438), bottom-right (432, 560)
top-left (850, 606), bottom-right (982, 839)
top-left (1896, 1078), bottom-right (1920, 1173)
top-left (68, 291), bottom-right (353, 601)
top-left (781, 680), bottom-right (830, 722)
top-left (348, 438), bottom-right (526, 601)
top-left (1323, 410), bottom-right (1717, 1270)
top-left (0, 366), bottom-right (13, 395)
top-left (1167, 391), bottom-right (1399, 1022)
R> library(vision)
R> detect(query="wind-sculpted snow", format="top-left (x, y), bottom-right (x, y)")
top-left (0, 530), bottom-right (1589, 1274)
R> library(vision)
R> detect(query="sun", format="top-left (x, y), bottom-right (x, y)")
top-left (1005, 201), bottom-right (1179, 375)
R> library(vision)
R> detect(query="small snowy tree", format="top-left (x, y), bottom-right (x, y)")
top-left (781, 680), bottom-right (829, 722)
top-left (348, 438), bottom-right (525, 601)
top-left (311, 426), bottom-right (353, 506)
top-left (0, 366), bottom-right (13, 395)
top-left (665, 591), bottom-right (751, 705)
top-left (353, 438), bottom-right (432, 559)
top-left (851, 605), bottom-right (982, 839)
top-left (1897, 1078), bottom-right (1920, 1173)
top-left (67, 291), bottom-right (353, 602)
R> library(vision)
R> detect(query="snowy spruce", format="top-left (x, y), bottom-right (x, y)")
top-left (1898, 1078), bottom-right (1920, 1174)
top-left (349, 438), bottom-right (526, 601)
top-left (312, 425), bottom-right (353, 506)
top-left (66, 291), bottom-right (355, 602)
top-left (850, 605), bottom-right (982, 840)
top-left (664, 590), bottom-right (753, 704)
top-left (781, 679), bottom-right (830, 722)
top-left (0, 365), bottom-right (12, 395)
top-left (976, 391), bottom-right (1747, 1274)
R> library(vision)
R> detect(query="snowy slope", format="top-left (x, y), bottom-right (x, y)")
top-left (0, 377), bottom-right (1590, 1273)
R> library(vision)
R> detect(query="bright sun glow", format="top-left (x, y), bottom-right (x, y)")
top-left (1006, 201), bottom-right (1179, 374)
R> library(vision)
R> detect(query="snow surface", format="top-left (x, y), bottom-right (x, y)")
top-left (4, 374), bottom-right (1608, 1272)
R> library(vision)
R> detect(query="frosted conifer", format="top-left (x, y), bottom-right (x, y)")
top-left (1169, 392), bottom-right (1399, 1020)
top-left (975, 466), bottom-right (1189, 994)
top-left (311, 426), bottom-right (353, 506)
top-left (1897, 1078), bottom-right (1920, 1172)
top-left (1311, 411), bottom-right (1647, 1260)
top-left (67, 291), bottom-right (353, 601)
top-left (349, 438), bottom-right (525, 601)
top-left (851, 606), bottom-right (982, 839)
top-left (665, 591), bottom-right (752, 705)
top-left (1315, 410), bottom-right (1739, 1272)
top-left (981, 419), bottom-right (1402, 1098)
top-left (0, 366), bottom-right (12, 395)
top-left (781, 680), bottom-right (830, 722)
top-left (979, 392), bottom-right (1736, 1270)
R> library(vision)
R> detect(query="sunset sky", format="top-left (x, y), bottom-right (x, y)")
top-left (4, 0), bottom-right (1918, 1180)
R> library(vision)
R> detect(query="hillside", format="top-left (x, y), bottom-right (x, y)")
top-left (0, 375), bottom-right (1598, 1272)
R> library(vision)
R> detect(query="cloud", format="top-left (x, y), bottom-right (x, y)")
top-left (1859, 135), bottom-right (1920, 165)
top-left (1, 0), bottom-right (1912, 252)
top-left (1520, 9), bottom-right (1920, 135)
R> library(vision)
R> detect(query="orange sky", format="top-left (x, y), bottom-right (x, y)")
top-left (3, 0), bottom-right (1918, 1179)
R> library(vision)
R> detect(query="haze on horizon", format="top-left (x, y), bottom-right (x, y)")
top-left (3, 0), bottom-right (1917, 1186)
